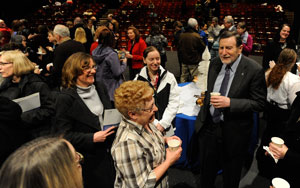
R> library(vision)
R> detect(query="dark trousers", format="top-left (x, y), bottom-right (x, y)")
top-left (198, 119), bottom-right (246, 188)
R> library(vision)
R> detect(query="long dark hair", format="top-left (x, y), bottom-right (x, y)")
top-left (267, 48), bottom-right (297, 89)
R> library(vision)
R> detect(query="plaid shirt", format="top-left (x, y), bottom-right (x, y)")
top-left (111, 117), bottom-right (168, 188)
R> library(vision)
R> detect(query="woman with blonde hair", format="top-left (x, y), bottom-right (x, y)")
top-left (53, 52), bottom-right (116, 188)
top-left (0, 50), bottom-right (55, 138)
top-left (74, 27), bottom-right (89, 53)
top-left (0, 136), bottom-right (83, 188)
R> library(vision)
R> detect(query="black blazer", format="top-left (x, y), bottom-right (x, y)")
top-left (195, 55), bottom-right (267, 156)
top-left (53, 81), bottom-right (115, 188)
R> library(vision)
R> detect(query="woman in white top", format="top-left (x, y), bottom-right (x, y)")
top-left (257, 48), bottom-right (300, 178)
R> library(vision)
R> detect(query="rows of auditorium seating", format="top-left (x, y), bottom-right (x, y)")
top-left (26, 2), bottom-right (107, 31)
top-left (219, 2), bottom-right (286, 55)
top-left (115, 1), bottom-right (287, 55)
top-left (23, 0), bottom-right (288, 56)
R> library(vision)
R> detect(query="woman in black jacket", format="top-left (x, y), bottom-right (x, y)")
top-left (0, 50), bottom-right (55, 138)
top-left (52, 52), bottom-right (116, 188)
top-left (262, 23), bottom-right (297, 73)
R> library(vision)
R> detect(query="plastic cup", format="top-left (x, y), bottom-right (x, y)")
top-left (272, 177), bottom-right (290, 188)
top-left (210, 92), bottom-right (221, 96)
top-left (271, 137), bottom-right (284, 148)
top-left (167, 139), bottom-right (180, 152)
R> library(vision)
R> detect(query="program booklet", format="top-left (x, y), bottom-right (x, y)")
top-left (103, 109), bottom-right (122, 130)
top-left (13, 92), bottom-right (41, 112)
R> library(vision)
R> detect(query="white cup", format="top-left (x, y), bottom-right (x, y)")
top-left (167, 139), bottom-right (180, 152)
top-left (210, 92), bottom-right (221, 96)
top-left (271, 137), bottom-right (284, 148)
top-left (272, 177), bottom-right (290, 188)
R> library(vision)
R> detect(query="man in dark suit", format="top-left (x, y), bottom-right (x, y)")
top-left (194, 31), bottom-right (267, 188)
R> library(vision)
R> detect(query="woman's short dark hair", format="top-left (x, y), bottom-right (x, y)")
top-left (98, 28), bottom-right (115, 48)
top-left (150, 24), bottom-right (160, 36)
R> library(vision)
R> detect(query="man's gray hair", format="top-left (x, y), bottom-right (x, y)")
top-left (224, 15), bottom-right (234, 25)
top-left (212, 17), bottom-right (218, 23)
top-left (53, 24), bottom-right (70, 37)
top-left (187, 18), bottom-right (198, 28)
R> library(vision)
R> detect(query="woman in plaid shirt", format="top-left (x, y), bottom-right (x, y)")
top-left (112, 80), bottom-right (182, 187)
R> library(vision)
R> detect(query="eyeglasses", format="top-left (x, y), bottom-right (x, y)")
top-left (83, 65), bottom-right (97, 72)
top-left (140, 103), bottom-right (155, 113)
top-left (75, 152), bottom-right (84, 165)
top-left (0, 62), bottom-right (12, 66)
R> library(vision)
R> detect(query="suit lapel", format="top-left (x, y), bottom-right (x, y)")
top-left (65, 89), bottom-right (101, 131)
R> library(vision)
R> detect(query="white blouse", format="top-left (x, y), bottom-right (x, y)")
top-left (266, 71), bottom-right (300, 109)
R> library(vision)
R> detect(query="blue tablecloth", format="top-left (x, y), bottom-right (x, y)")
top-left (174, 113), bottom-right (196, 167)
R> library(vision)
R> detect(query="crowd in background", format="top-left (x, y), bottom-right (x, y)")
top-left (0, 0), bottom-right (300, 187)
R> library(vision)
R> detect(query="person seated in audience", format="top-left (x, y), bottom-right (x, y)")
top-left (236, 21), bottom-right (253, 56)
top-left (52, 52), bottom-right (116, 188)
top-left (0, 50), bottom-right (55, 138)
top-left (112, 80), bottom-right (182, 187)
top-left (262, 23), bottom-right (297, 72)
top-left (0, 136), bottom-right (84, 188)
top-left (0, 96), bottom-right (31, 167)
top-left (145, 24), bottom-right (168, 68)
top-left (92, 27), bottom-right (127, 106)
top-left (124, 26), bottom-right (147, 80)
top-left (135, 46), bottom-right (179, 135)
top-left (256, 48), bottom-right (300, 179)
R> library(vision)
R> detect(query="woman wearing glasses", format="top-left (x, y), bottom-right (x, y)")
top-left (135, 46), bottom-right (179, 135)
top-left (0, 136), bottom-right (84, 188)
top-left (112, 80), bottom-right (182, 187)
top-left (0, 50), bottom-right (55, 138)
top-left (53, 52), bottom-right (116, 188)
top-left (92, 27), bottom-right (126, 106)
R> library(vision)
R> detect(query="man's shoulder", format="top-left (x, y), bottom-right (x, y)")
top-left (241, 55), bottom-right (262, 70)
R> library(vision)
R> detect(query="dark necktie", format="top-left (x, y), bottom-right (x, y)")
top-left (212, 65), bottom-right (231, 123)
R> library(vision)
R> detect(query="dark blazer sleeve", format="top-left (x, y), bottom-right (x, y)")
top-left (53, 92), bottom-right (96, 152)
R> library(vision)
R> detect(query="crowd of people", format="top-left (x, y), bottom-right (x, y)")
top-left (0, 0), bottom-right (300, 188)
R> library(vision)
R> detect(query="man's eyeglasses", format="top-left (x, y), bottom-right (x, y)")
top-left (0, 62), bottom-right (12, 66)
top-left (75, 151), bottom-right (84, 165)
top-left (83, 65), bottom-right (97, 71)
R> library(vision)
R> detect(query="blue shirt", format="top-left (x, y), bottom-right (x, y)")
top-left (209, 54), bottom-right (242, 120)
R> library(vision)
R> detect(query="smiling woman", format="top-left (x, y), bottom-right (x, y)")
top-left (112, 80), bottom-right (182, 187)
top-left (135, 46), bottom-right (180, 135)
top-left (53, 52), bottom-right (116, 188)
